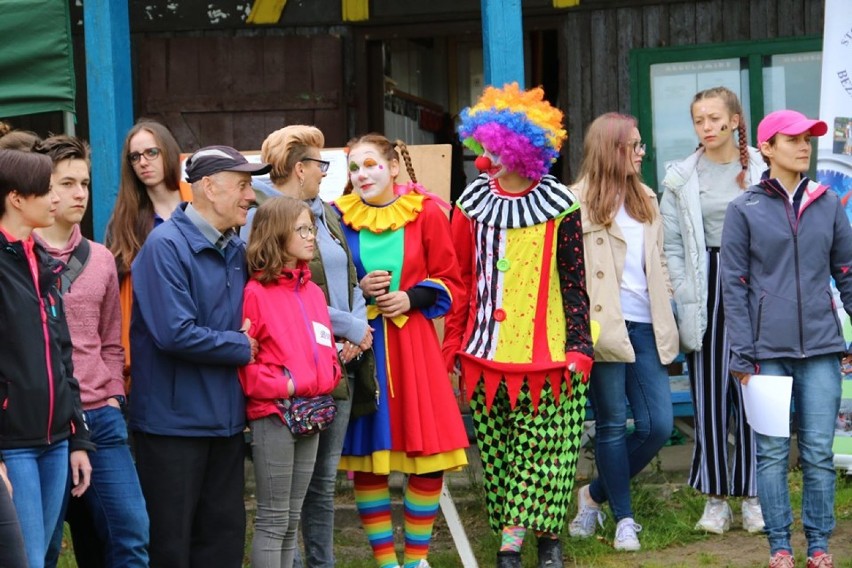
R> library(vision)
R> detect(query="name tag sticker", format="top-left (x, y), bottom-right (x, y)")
top-left (313, 322), bottom-right (332, 347)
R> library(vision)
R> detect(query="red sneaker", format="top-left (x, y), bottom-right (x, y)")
top-left (769, 551), bottom-right (795, 568)
top-left (807, 552), bottom-right (833, 568)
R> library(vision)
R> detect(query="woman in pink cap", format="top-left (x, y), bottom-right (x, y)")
top-left (720, 109), bottom-right (850, 568)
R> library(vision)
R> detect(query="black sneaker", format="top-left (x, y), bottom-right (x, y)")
top-left (537, 537), bottom-right (563, 567)
top-left (496, 550), bottom-right (522, 568)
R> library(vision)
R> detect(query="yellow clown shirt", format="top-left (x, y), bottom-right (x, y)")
top-left (442, 174), bottom-right (594, 411)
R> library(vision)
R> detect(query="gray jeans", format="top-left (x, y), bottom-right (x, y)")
top-left (294, 372), bottom-right (354, 568)
top-left (250, 415), bottom-right (320, 568)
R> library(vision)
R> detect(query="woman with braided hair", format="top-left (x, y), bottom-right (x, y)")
top-left (336, 133), bottom-right (467, 568)
top-left (660, 86), bottom-right (767, 534)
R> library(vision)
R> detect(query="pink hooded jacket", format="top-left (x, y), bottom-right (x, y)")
top-left (239, 262), bottom-right (341, 422)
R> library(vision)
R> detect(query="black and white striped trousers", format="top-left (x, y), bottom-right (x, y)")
top-left (686, 247), bottom-right (758, 497)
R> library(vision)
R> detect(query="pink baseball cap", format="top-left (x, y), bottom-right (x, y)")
top-left (757, 110), bottom-right (828, 145)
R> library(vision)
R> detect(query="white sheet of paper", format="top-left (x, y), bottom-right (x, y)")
top-left (741, 374), bottom-right (793, 437)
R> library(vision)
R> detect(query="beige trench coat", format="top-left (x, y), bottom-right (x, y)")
top-left (573, 180), bottom-right (679, 365)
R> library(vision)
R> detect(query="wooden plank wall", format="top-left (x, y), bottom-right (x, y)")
top-left (135, 33), bottom-right (347, 152)
top-left (558, 0), bottom-right (824, 182)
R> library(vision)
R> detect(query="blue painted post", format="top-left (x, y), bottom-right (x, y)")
top-left (84, 0), bottom-right (133, 242)
top-left (480, 0), bottom-right (525, 88)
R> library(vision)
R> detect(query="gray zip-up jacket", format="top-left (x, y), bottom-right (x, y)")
top-left (720, 175), bottom-right (852, 373)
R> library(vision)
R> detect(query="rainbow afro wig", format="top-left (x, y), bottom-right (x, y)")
top-left (458, 83), bottom-right (566, 180)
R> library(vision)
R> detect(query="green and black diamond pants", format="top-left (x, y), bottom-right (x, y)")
top-left (469, 376), bottom-right (588, 534)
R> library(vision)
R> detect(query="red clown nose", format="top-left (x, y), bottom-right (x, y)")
top-left (474, 155), bottom-right (492, 172)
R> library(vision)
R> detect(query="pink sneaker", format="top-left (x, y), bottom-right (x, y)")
top-left (769, 551), bottom-right (795, 568)
top-left (807, 552), bottom-right (833, 568)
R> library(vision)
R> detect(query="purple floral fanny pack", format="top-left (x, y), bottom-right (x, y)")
top-left (275, 395), bottom-right (337, 436)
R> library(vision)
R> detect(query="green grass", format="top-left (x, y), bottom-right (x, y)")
top-left (57, 469), bottom-right (852, 567)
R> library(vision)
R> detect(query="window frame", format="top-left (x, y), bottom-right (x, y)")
top-left (630, 36), bottom-right (823, 189)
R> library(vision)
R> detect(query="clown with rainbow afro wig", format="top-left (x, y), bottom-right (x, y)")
top-left (458, 82), bottom-right (566, 182)
top-left (442, 83), bottom-right (594, 568)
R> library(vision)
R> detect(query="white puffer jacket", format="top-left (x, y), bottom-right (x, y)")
top-left (659, 147), bottom-right (765, 352)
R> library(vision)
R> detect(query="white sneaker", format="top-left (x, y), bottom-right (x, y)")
top-left (614, 518), bottom-right (642, 551)
top-left (568, 485), bottom-right (606, 538)
top-left (694, 497), bottom-right (732, 534)
top-left (741, 497), bottom-right (765, 534)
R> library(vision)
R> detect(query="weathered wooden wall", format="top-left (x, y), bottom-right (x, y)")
top-left (135, 33), bottom-right (348, 151)
top-left (558, 0), bottom-right (824, 180)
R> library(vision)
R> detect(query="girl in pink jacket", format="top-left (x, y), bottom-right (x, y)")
top-left (240, 196), bottom-right (341, 568)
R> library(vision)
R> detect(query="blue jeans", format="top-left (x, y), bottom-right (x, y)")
top-left (755, 355), bottom-right (842, 557)
top-left (588, 321), bottom-right (673, 521)
top-left (3, 440), bottom-right (69, 568)
top-left (83, 405), bottom-right (149, 566)
top-left (294, 373), bottom-right (353, 568)
top-left (45, 406), bottom-right (149, 568)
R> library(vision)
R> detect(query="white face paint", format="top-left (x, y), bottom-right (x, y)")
top-left (348, 144), bottom-right (398, 205)
top-left (482, 149), bottom-right (507, 179)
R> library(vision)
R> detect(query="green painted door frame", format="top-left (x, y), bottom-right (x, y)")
top-left (630, 36), bottom-right (823, 190)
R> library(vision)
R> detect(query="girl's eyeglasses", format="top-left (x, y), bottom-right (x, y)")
top-left (128, 147), bottom-right (162, 164)
top-left (301, 158), bottom-right (330, 173)
top-left (295, 225), bottom-right (317, 239)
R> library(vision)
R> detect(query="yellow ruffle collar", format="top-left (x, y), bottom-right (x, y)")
top-left (335, 192), bottom-right (425, 233)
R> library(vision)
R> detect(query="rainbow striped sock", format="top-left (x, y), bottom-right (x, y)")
top-left (354, 472), bottom-right (398, 568)
top-left (500, 526), bottom-right (527, 552)
top-left (402, 474), bottom-right (443, 567)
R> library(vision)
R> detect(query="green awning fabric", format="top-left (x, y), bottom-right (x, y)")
top-left (0, 0), bottom-right (75, 118)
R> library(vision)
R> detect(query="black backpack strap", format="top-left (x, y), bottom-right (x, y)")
top-left (60, 238), bottom-right (91, 293)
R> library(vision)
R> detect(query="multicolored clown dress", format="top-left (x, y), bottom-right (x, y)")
top-left (443, 84), bottom-right (594, 535)
top-left (337, 190), bottom-right (469, 475)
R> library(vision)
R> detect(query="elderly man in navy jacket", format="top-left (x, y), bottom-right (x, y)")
top-left (130, 146), bottom-right (269, 568)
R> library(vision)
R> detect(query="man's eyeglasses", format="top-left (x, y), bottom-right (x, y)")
top-left (295, 225), bottom-right (317, 239)
top-left (302, 157), bottom-right (330, 173)
top-left (128, 147), bottom-right (162, 164)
